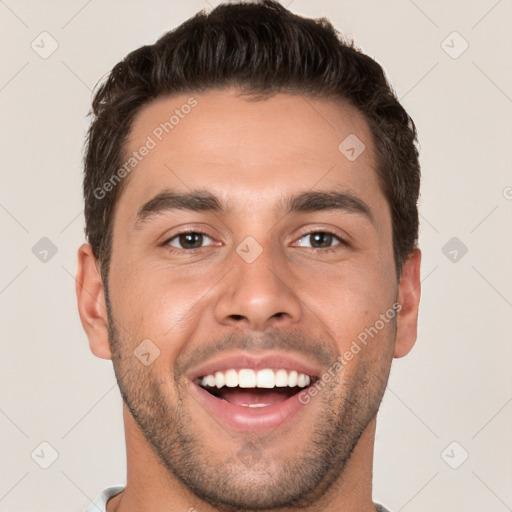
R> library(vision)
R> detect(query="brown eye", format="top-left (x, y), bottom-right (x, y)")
top-left (296, 232), bottom-right (343, 249)
top-left (167, 232), bottom-right (212, 249)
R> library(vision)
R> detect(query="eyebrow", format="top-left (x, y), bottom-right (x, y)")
top-left (135, 189), bottom-right (223, 228)
top-left (284, 190), bottom-right (374, 223)
top-left (134, 188), bottom-right (374, 229)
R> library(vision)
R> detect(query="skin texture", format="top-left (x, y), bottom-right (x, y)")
top-left (76, 89), bottom-right (421, 512)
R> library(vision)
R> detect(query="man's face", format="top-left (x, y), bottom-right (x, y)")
top-left (100, 90), bottom-right (414, 508)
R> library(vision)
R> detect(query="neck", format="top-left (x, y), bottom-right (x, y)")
top-left (107, 404), bottom-right (378, 512)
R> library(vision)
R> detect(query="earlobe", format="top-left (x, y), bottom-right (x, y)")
top-left (76, 243), bottom-right (112, 360)
top-left (394, 248), bottom-right (421, 358)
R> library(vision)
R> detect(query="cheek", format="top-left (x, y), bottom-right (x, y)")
top-left (109, 259), bottom-right (221, 352)
top-left (294, 257), bottom-right (397, 353)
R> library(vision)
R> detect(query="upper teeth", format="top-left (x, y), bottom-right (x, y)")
top-left (199, 369), bottom-right (311, 389)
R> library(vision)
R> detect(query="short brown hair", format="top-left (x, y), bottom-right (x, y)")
top-left (84, 0), bottom-right (420, 280)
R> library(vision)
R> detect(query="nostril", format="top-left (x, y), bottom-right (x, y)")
top-left (230, 314), bottom-right (245, 321)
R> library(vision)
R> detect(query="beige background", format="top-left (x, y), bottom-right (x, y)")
top-left (1, 1), bottom-right (511, 511)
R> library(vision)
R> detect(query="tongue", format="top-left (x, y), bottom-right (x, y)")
top-left (216, 387), bottom-right (297, 406)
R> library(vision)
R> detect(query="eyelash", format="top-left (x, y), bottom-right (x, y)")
top-left (162, 229), bottom-right (348, 254)
top-left (163, 230), bottom-right (213, 254)
top-left (294, 228), bottom-right (348, 252)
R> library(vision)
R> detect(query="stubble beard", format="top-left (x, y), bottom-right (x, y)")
top-left (106, 298), bottom-right (392, 510)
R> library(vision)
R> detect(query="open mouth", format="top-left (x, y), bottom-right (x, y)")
top-left (196, 368), bottom-right (315, 408)
top-left (188, 353), bottom-right (322, 432)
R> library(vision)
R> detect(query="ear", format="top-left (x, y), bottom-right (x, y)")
top-left (76, 243), bottom-right (112, 360)
top-left (394, 248), bottom-right (421, 358)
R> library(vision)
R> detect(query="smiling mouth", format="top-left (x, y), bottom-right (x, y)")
top-left (196, 368), bottom-right (315, 408)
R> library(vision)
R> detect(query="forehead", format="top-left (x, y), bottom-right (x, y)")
top-left (118, 89), bottom-right (383, 216)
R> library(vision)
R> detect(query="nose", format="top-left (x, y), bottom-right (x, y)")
top-left (214, 247), bottom-right (303, 331)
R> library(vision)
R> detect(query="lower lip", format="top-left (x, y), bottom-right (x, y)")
top-left (190, 382), bottom-right (309, 433)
